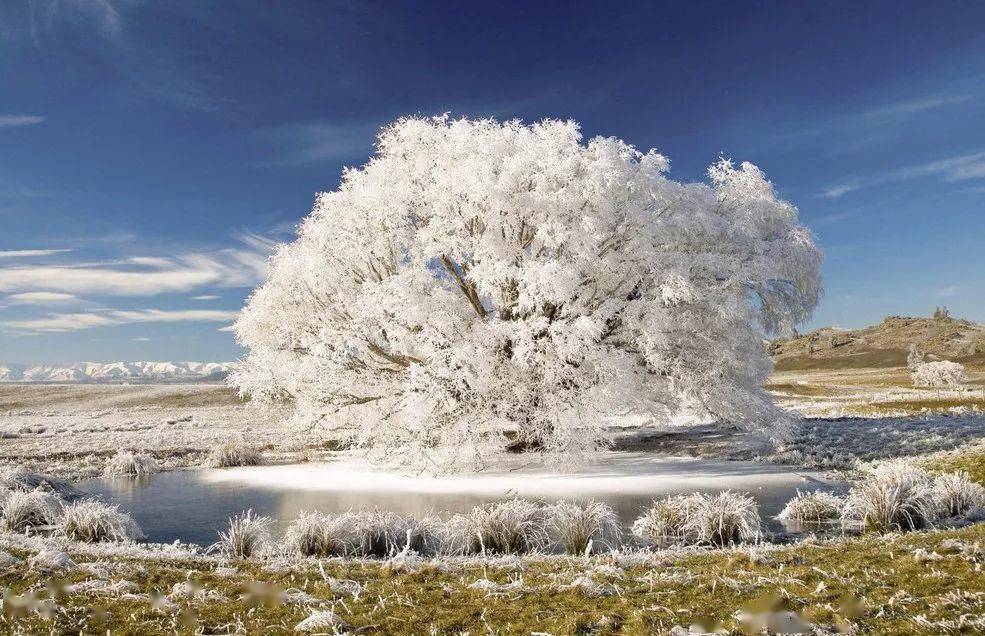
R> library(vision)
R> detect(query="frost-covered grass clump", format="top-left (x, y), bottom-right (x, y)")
top-left (213, 510), bottom-right (271, 558)
top-left (1, 489), bottom-right (62, 532)
top-left (776, 491), bottom-right (844, 527)
top-left (932, 471), bottom-right (985, 518)
top-left (349, 510), bottom-right (443, 557)
top-left (59, 500), bottom-right (143, 542)
top-left (632, 495), bottom-right (702, 548)
top-left (548, 500), bottom-right (621, 555)
top-left (842, 462), bottom-right (937, 532)
top-left (0, 466), bottom-right (76, 496)
top-left (206, 440), bottom-right (263, 468)
top-left (445, 498), bottom-right (549, 555)
top-left (685, 491), bottom-right (761, 546)
top-left (633, 492), bottom-right (760, 547)
top-left (284, 511), bottom-right (349, 557)
top-left (102, 449), bottom-right (159, 477)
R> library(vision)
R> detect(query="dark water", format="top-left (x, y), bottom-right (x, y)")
top-left (78, 458), bottom-right (845, 546)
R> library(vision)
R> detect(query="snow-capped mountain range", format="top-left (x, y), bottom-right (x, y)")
top-left (0, 361), bottom-right (235, 383)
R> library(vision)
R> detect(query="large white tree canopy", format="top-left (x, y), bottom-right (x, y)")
top-left (233, 116), bottom-right (821, 470)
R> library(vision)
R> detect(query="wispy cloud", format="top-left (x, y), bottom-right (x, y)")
top-left (5, 291), bottom-right (80, 305)
top-left (2, 308), bottom-right (239, 333)
top-left (778, 90), bottom-right (977, 151)
top-left (858, 95), bottom-right (973, 123)
top-left (821, 150), bottom-right (985, 198)
top-left (0, 249), bottom-right (71, 259)
top-left (0, 115), bottom-right (45, 128)
top-left (0, 237), bottom-right (275, 296)
top-left (190, 295), bottom-right (220, 301)
top-left (820, 183), bottom-right (861, 199)
top-left (257, 121), bottom-right (380, 166)
top-left (937, 285), bottom-right (962, 299)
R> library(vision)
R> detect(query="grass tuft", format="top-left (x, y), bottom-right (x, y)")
top-left (59, 499), bottom-right (143, 542)
top-left (283, 510), bottom-right (349, 557)
top-left (842, 462), bottom-right (937, 532)
top-left (776, 490), bottom-right (844, 528)
top-left (633, 492), bottom-right (761, 547)
top-left (632, 495), bottom-right (702, 548)
top-left (206, 440), bottom-right (263, 468)
top-left (102, 449), bottom-right (159, 477)
top-left (212, 509), bottom-right (271, 558)
top-left (1, 489), bottom-right (62, 532)
top-left (548, 500), bottom-right (621, 555)
top-left (932, 471), bottom-right (985, 517)
top-left (684, 491), bottom-right (762, 546)
top-left (349, 510), bottom-right (443, 558)
top-left (445, 498), bottom-right (549, 555)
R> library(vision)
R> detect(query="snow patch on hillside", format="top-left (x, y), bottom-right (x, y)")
top-left (0, 361), bottom-right (235, 383)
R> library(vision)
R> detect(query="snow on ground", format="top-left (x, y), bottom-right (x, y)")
top-left (1, 377), bottom-right (983, 479)
top-left (0, 384), bottom-right (324, 478)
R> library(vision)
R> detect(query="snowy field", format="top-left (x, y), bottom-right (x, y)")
top-left (1, 372), bottom-right (983, 479)
top-left (0, 371), bottom-right (983, 634)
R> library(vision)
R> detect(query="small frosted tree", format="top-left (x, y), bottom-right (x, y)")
top-left (232, 116), bottom-right (821, 470)
top-left (912, 360), bottom-right (966, 389)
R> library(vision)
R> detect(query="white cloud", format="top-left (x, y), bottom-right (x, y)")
top-left (821, 183), bottom-right (861, 199)
top-left (190, 295), bottom-right (220, 301)
top-left (937, 285), bottom-right (962, 299)
top-left (820, 150), bottom-right (985, 198)
top-left (2, 309), bottom-right (239, 333)
top-left (257, 121), bottom-right (379, 166)
top-left (858, 95), bottom-right (972, 122)
top-left (0, 239), bottom-right (275, 296)
top-left (0, 249), bottom-right (70, 258)
top-left (131, 337), bottom-right (151, 342)
top-left (5, 291), bottom-right (79, 305)
top-left (0, 115), bottom-right (45, 128)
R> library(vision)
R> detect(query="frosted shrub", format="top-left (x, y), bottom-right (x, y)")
top-left (349, 510), bottom-right (443, 557)
top-left (776, 491), bottom-right (844, 527)
top-left (842, 463), bottom-right (937, 532)
top-left (232, 116), bottom-right (822, 470)
top-left (932, 471), bottom-right (985, 518)
top-left (102, 449), bottom-right (159, 477)
top-left (213, 510), bottom-right (271, 558)
top-left (445, 498), bottom-right (549, 555)
top-left (548, 500), bottom-right (621, 555)
top-left (59, 500), bottom-right (143, 542)
top-left (206, 440), bottom-right (263, 468)
top-left (632, 495), bottom-right (702, 547)
top-left (2, 489), bottom-right (62, 532)
top-left (684, 491), bottom-right (761, 546)
top-left (911, 361), bottom-right (966, 388)
top-left (283, 511), bottom-right (349, 557)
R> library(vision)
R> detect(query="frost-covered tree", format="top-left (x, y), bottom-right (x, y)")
top-left (232, 116), bottom-right (822, 470)
top-left (912, 360), bottom-right (966, 388)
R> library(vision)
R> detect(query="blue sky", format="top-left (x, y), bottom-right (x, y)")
top-left (1, 1), bottom-right (983, 363)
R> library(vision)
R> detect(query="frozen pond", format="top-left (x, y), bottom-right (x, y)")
top-left (78, 453), bottom-right (845, 546)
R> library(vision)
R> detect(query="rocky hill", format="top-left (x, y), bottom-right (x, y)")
top-left (770, 314), bottom-right (985, 371)
top-left (0, 361), bottom-right (235, 383)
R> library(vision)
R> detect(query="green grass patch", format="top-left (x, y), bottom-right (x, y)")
top-left (2, 523), bottom-right (983, 634)
top-left (923, 449), bottom-right (985, 486)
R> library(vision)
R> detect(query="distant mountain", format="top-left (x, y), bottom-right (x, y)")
top-left (770, 313), bottom-right (985, 371)
top-left (0, 361), bottom-right (235, 383)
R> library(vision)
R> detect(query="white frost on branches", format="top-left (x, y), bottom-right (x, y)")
top-left (232, 116), bottom-right (821, 470)
top-left (911, 360), bottom-right (966, 388)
